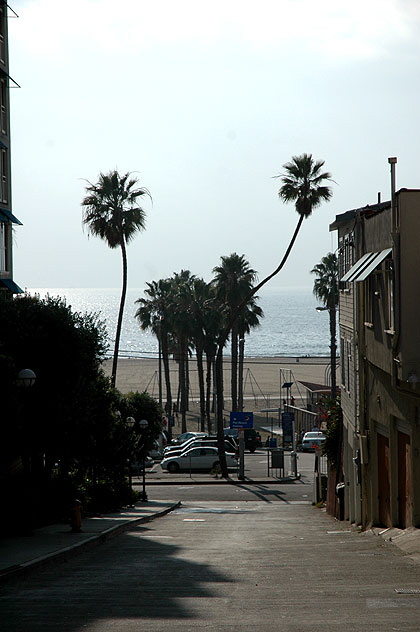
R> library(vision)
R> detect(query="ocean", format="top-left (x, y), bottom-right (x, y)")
top-left (27, 286), bottom-right (332, 359)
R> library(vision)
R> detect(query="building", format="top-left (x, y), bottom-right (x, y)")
top-left (0, 1), bottom-right (21, 298)
top-left (330, 160), bottom-right (420, 529)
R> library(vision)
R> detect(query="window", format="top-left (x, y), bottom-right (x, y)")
top-left (0, 78), bottom-right (6, 134)
top-left (383, 259), bottom-right (394, 332)
top-left (340, 337), bottom-right (346, 387)
top-left (0, 221), bottom-right (7, 271)
top-left (346, 340), bottom-right (352, 393)
top-left (1, 147), bottom-right (7, 203)
top-left (0, 5), bottom-right (5, 65)
top-left (338, 233), bottom-right (354, 290)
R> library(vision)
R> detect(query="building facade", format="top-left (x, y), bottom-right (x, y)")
top-left (0, 1), bottom-right (21, 298)
top-left (331, 178), bottom-right (420, 529)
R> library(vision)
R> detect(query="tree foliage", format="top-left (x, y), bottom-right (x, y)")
top-left (82, 169), bottom-right (150, 388)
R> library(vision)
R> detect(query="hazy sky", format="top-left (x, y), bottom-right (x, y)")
top-left (8, 0), bottom-right (420, 290)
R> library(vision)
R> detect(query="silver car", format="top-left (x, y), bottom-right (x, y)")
top-left (161, 446), bottom-right (237, 473)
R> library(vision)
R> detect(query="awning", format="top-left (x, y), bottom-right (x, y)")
top-left (0, 207), bottom-right (22, 224)
top-left (0, 67), bottom-right (20, 88)
top-left (341, 248), bottom-right (392, 283)
top-left (0, 278), bottom-right (23, 293)
top-left (355, 248), bottom-right (392, 282)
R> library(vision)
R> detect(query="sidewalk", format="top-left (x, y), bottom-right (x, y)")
top-left (0, 500), bottom-right (180, 585)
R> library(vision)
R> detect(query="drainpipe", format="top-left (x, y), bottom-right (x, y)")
top-left (388, 157), bottom-right (404, 393)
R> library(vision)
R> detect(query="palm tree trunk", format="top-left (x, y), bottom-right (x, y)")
top-left (196, 346), bottom-right (206, 432)
top-left (179, 341), bottom-right (188, 433)
top-left (205, 352), bottom-right (213, 433)
top-left (231, 321), bottom-right (238, 411)
top-left (215, 350), bottom-right (228, 476)
top-left (161, 328), bottom-right (172, 433)
top-left (238, 333), bottom-right (245, 411)
top-left (215, 214), bottom-right (305, 477)
top-left (111, 239), bottom-right (127, 388)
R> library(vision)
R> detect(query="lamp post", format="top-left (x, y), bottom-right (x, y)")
top-left (16, 369), bottom-right (37, 533)
top-left (126, 416), bottom-right (136, 499)
top-left (138, 419), bottom-right (149, 502)
top-left (17, 369), bottom-right (37, 474)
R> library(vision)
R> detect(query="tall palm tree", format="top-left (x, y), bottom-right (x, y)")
top-left (188, 277), bottom-right (214, 432)
top-left (214, 154), bottom-right (334, 477)
top-left (213, 253), bottom-right (258, 412)
top-left (311, 252), bottom-right (339, 398)
top-left (170, 270), bottom-right (196, 433)
top-left (135, 278), bottom-right (173, 417)
top-left (82, 170), bottom-right (150, 388)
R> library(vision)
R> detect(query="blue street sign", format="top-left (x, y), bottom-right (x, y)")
top-left (230, 412), bottom-right (254, 429)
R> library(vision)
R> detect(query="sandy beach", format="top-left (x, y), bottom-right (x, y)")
top-left (103, 356), bottom-right (330, 407)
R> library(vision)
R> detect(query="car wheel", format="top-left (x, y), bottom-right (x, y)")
top-left (212, 461), bottom-right (220, 470)
top-left (167, 462), bottom-right (180, 473)
top-left (249, 446), bottom-right (256, 453)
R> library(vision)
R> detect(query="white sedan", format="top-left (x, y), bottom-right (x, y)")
top-left (301, 431), bottom-right (326, 452)
top-left (161, 446), bottom-right (237, 473)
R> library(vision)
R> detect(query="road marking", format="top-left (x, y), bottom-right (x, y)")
top-left (183, 518), bottom-right (206, 522)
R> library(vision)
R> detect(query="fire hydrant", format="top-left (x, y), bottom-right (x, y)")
top-left (70, 499), bottom-right (82, 533)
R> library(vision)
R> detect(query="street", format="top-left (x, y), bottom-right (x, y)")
top-left (2, 486), bottom-right (420, 629)
top-left (137, 449), bottom-right (317, 503)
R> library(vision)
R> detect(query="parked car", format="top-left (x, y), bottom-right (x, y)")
top-left (164, 434), bottom-right (238, 456)
top-left (148, 439), bottom-right (163, 461)
top-left (163, 439), bottom-right (237, 459)
top-left (223, 428), bottom-right (262, 452)
top-left (130, 456), bottom-right (154, 473)
top-left (300, 431), bottom-right (326, 452)
top-left (161, 446), bottom-right (238, 473)
top-left (170, 431), bottom-right (208, 446)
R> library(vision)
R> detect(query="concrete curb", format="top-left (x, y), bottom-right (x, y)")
top-left (138, 477), bottom-right (300, 486)
top-left (0, 502), bottom-right (181, 586)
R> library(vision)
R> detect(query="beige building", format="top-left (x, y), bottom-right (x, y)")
top-left (0, 2), bottom-right (21, 298)
top-left (331, 170), bottom-right (420, 529)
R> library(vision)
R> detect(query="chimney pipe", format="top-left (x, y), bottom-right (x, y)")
top-left (388, 157), bottom-right (397, 232)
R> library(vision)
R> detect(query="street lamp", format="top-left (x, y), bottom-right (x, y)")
top-left (126, 416), bottom-right (136, 499)
top-left (17, 368), bottom-right (37, 387)
top-left (16, 368), bottom-right (37, 533)
top-left (138, 419), bottom-right (149, 502)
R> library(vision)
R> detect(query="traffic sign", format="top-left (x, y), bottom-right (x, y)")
top-left (230, 412), bottom-right (254, 429)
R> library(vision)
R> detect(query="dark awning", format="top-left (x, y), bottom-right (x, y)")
top-left (0, 207), bottom-right (22, 224)
top-left (0, 278), bottom-right (23, 293)
top-left (355, 248), bottom-right (392, 282)
top-left (341, 248), bottom-right (392, 283)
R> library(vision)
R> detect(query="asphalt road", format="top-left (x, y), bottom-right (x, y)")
top-left (3, 500), bottom-right (420, 631)
top-left (138, 450), bottom-right (317, 503)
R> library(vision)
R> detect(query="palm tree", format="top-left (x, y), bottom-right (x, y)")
top-left (170, 270), bottom-right (196, 433)
top-left (188, 277), bottom-right (214, 432)
top-left (213, 253), bottom-right (258, 412)
top-left (214, 154), bottom-right (334, 477)
top-left (135, 278), bottom-right (173, 417)
top-left (311, 252), bottom-right (339, 399)
top-left (82, 170), bottom-right (150, 388)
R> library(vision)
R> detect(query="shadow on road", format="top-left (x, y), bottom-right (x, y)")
top-left (0, 523), bottom-right (234, 630)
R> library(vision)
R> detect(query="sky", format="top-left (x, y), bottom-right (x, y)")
top-left (8, 0), bottom-right (420, 291)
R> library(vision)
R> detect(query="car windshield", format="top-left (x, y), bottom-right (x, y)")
top-left (305, 432), bottom-right (324, 439)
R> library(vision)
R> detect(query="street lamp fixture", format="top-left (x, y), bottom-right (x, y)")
top-left (138, 419), bottom-right (149, 502)
top-left (17, 368), bottom-right (37, 387)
